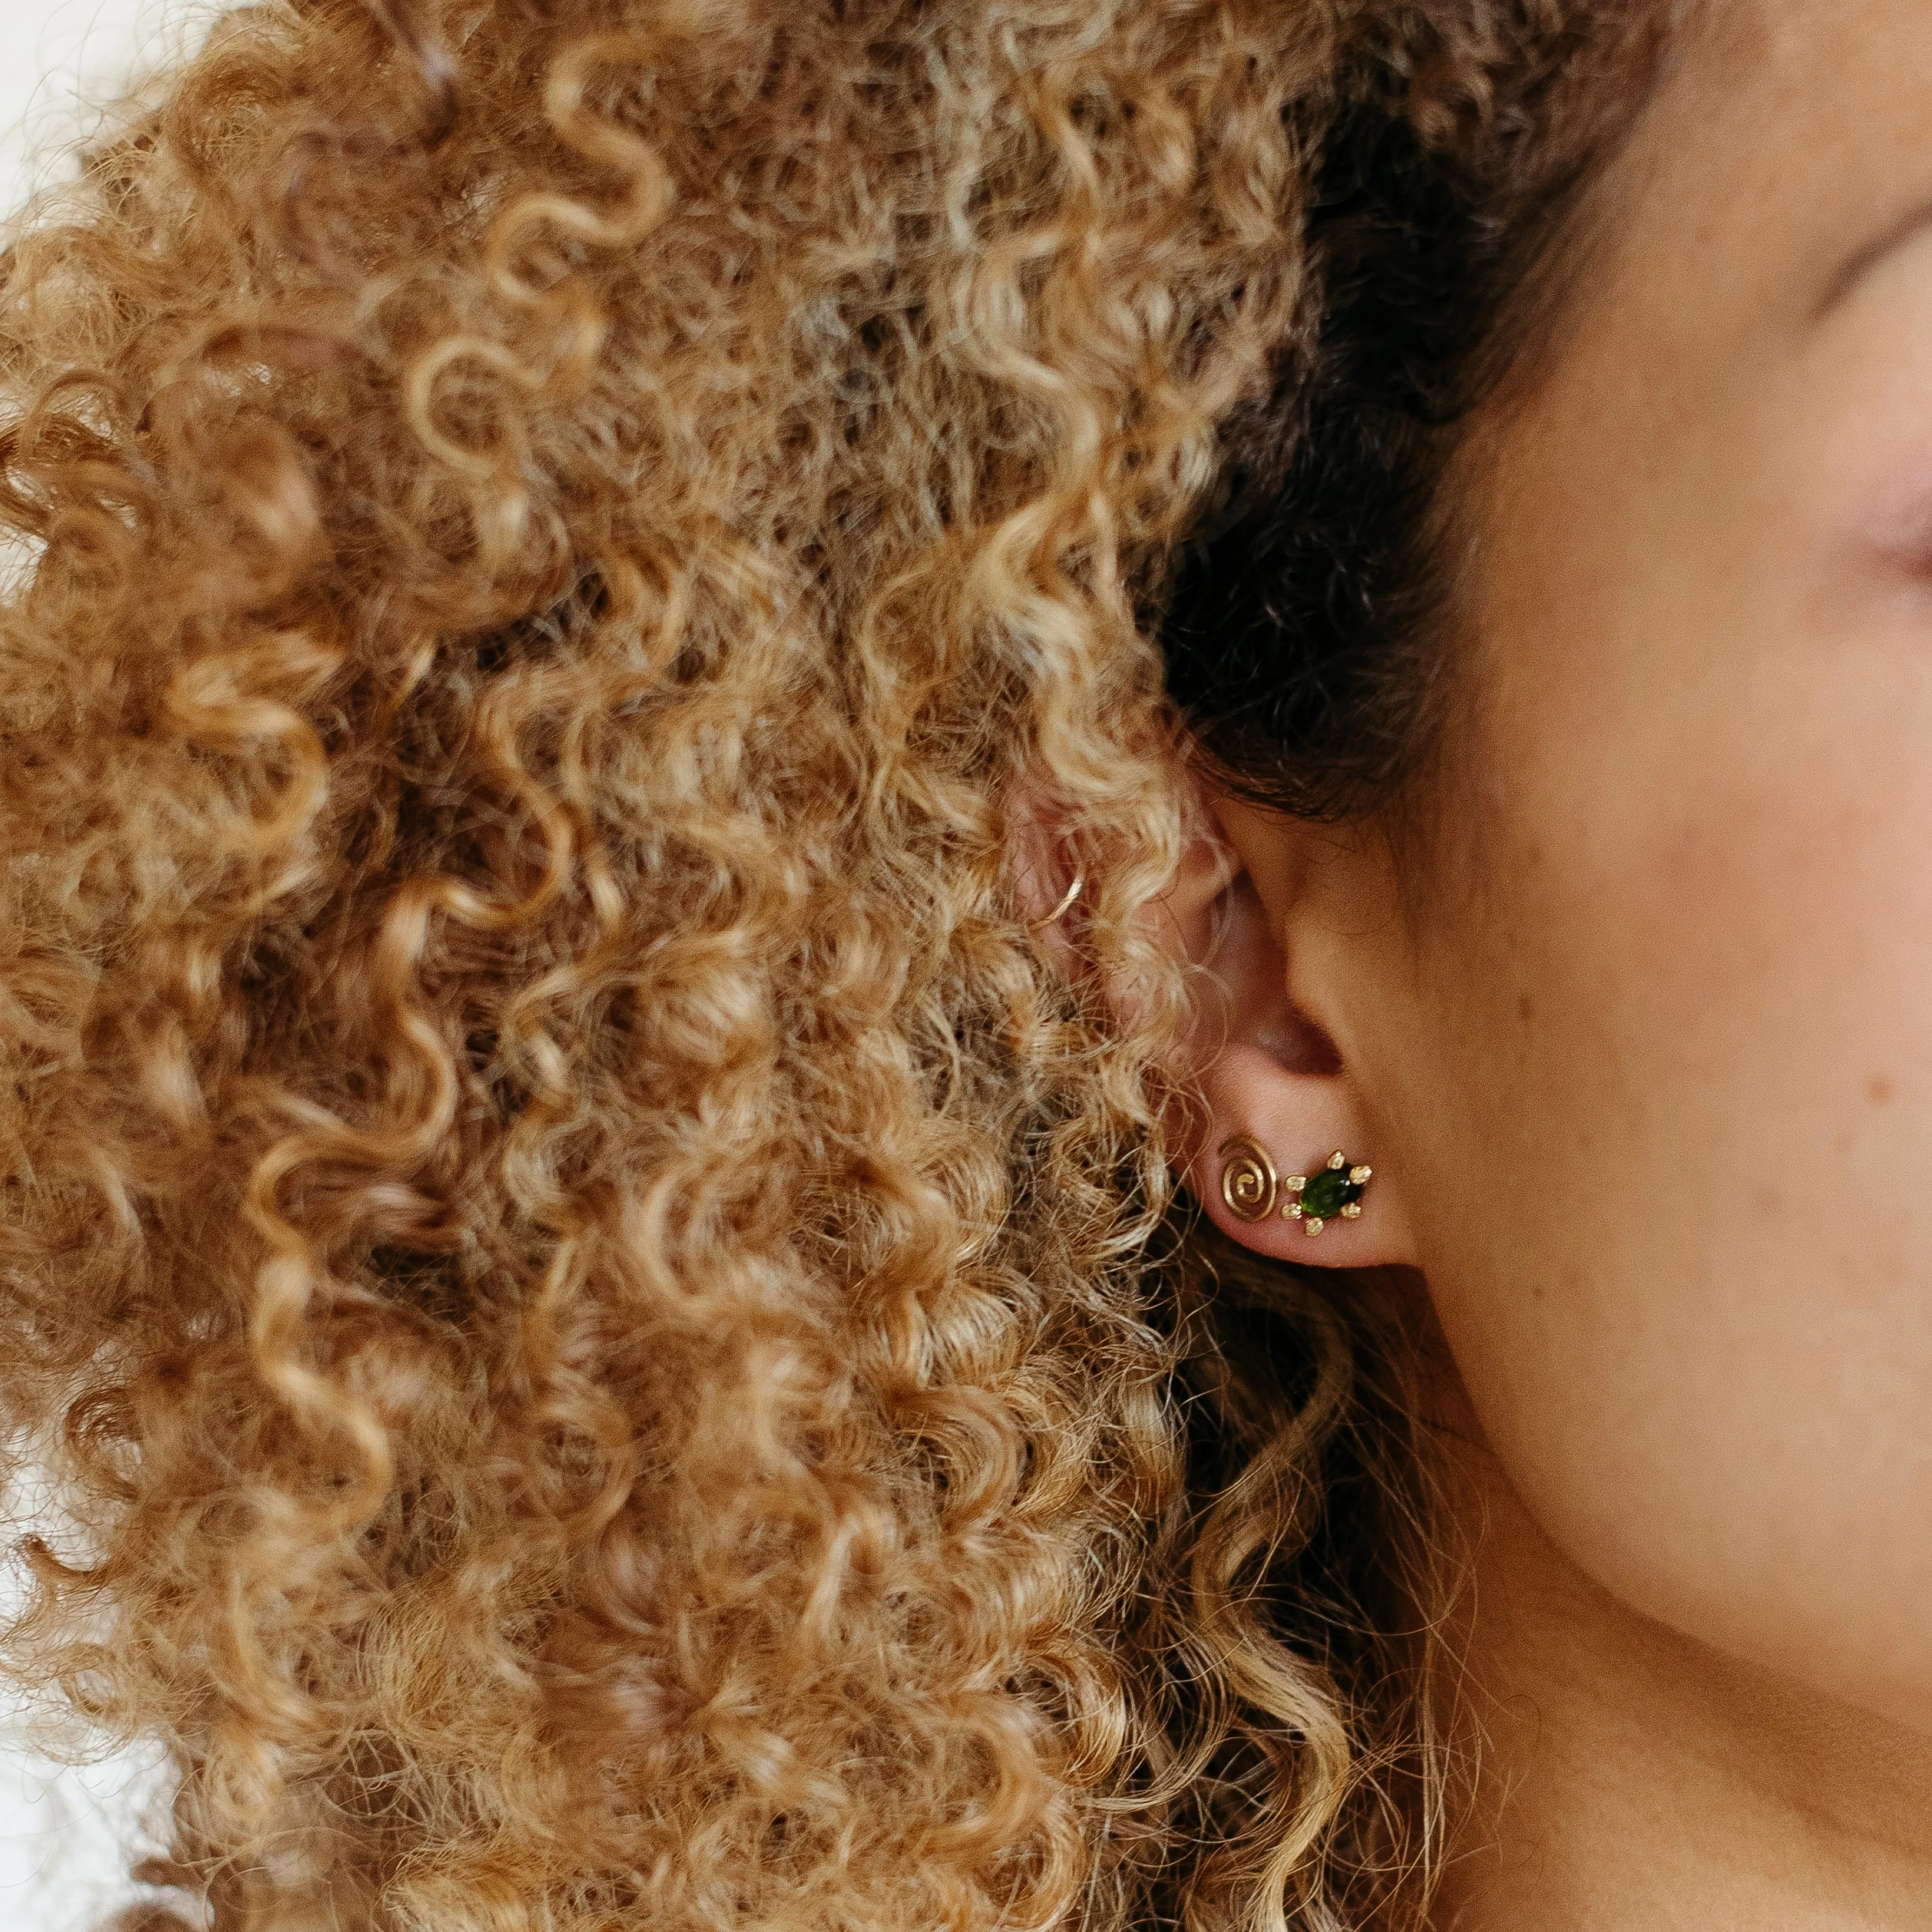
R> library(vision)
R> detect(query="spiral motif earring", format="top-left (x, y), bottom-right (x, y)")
top-left (1219, 1138), bottom-right (1375, 1236)
top-left (1218, 1135), bottom-right (1279, 1222)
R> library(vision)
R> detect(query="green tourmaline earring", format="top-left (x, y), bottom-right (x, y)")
top-left (1282, 1151), bottom-right (1374, 1237)
top-left (1219, 1138), bottom-right (1373, 1237)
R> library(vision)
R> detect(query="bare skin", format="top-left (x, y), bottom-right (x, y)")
top-left (1107, 2), bottom-right (1932, 1924)
top-left (1437, 1388), bottom-right (1932, 1931)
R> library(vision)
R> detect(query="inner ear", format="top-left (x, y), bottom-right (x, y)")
top-left (1253, 999), bottom-right (1344, 1078)
top-left (1205, 871), bottom-right (1343, 1076)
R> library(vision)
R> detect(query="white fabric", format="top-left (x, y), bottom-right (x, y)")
top-left (0, 8), bottom-right (209, 1922)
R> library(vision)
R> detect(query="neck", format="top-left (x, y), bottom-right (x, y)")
top-left (1434, 1412), bottom-right (1932, 1932)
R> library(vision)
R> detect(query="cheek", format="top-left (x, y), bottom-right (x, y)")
top-left (1401, 646), bottom-right (1932, 1727)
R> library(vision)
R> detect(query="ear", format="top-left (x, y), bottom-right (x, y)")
top-left (1132, 774), bottom-right (1419, 1268)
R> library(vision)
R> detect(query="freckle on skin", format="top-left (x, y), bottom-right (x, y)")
top-left (1518, 994), bottom-right (1534, 1023)
top-left (1868, 1074), bottom-right (1895, 1105)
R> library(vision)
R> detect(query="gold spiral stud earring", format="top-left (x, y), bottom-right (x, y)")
top-left (1218, 1135), bottom-right (1279, 1223)
top-left (1282, 1151), bottom-right (1374, 1237)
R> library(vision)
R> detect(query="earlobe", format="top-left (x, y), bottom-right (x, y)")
top-left (1185, 1037), bottom-right (1412, 1267)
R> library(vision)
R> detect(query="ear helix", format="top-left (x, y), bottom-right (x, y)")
top-left (1218, 1136), bottom-right (1374, 1239)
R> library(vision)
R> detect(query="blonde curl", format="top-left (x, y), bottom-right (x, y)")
top-left (0, 0), bottom-right (1467, 1928)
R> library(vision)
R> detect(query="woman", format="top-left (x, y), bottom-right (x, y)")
top-left (0, 0), bottom-right (1925, 1924)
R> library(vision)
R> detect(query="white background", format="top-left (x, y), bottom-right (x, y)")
top-left (0, 0), bottom-right (206, 206)
top-left (0, 7), bottom-right (213, 1923)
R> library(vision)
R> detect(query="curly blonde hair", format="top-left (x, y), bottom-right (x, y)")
top-left (0, 2), bottom-right (1664, 1927)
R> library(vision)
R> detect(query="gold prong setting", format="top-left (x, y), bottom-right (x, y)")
top-left (1281, 1150), bottom-right (1374, 1237)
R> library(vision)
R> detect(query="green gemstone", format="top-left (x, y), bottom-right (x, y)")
top-left (1297, 1165), bottom-right (1365, 1221)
